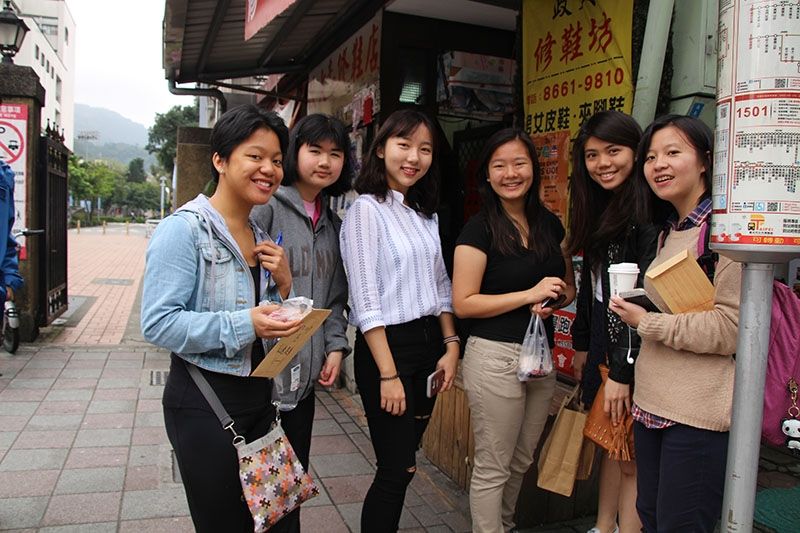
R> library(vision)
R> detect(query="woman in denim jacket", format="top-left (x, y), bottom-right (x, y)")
top-left (141, 105), bottom-right (302, 532)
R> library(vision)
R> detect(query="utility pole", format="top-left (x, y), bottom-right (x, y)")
top-left (715, 2), bottom-right (800, 530)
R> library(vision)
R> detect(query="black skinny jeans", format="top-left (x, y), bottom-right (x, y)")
top-left (355, 316), bottom-right (443, 533)
top-left (163, 354), bottom-right (276, 533)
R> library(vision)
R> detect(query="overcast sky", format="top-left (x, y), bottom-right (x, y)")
top-left (69, 0), bottom-right (189, 128)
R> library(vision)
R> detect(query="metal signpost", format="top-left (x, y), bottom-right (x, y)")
top-left (714, 1), bottom-right (800, 530)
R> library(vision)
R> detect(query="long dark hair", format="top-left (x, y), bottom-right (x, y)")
top-left (209, 104), bottom-right (289, 182)
top-left (477, 128), bottom-right (560, 259)
top-left (283, 113), bottom-right (353, 197)
top-left (566, 111), bottom-right (652, 260)
top-left (354, 109), bottom-right (440, 217)
top-left (637, 114), bottom-right (713, 226)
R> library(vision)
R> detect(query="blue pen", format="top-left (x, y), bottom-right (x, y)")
top-left (264, 231), bottom-right (283, 282)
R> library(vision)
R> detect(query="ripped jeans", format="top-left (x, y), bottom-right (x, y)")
top-left (354, 316), bottom-right (443, 532)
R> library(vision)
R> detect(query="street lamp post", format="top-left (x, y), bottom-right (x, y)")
top-left (159, 176), bottom-right (167, 219)
top-left (0, 1), bottom-right (29, 64)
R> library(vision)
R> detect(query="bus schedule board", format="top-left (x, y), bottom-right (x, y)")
top-left (712, 0), bottom-right (800, 262)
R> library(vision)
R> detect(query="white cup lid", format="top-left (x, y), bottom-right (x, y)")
top-left (608, 262), bottom-right (639, 273)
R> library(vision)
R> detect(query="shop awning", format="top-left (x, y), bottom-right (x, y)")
top-left (163, 0), bottom-right (518, 84)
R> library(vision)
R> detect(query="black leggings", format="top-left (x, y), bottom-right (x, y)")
top-left (355, 316), bottom-right (443, 532)
top-left (163, 355), bottom-right (276, 533)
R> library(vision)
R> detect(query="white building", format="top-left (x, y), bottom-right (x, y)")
top-left (9, 0), bottom-right (76, 150)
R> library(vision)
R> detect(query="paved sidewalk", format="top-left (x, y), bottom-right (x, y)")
top-left (0, 226), bottom-right (472, 532)
top-left (40, 224), bottom-right (148, 346)
top-left (0, 345), bottom-right (471, 531)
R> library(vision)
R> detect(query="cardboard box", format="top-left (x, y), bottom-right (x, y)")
top-left (645, 249), bottom-right (715, 313)
top-left (251, 309), bottom-right (331, 378)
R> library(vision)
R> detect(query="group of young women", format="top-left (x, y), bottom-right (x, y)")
top-left (141, 103), bottom-right (738, 533)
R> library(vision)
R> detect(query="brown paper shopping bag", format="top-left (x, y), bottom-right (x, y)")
top-left (575, 438), bottom-right (595, 481)
top-left (537, 385), bottom-right (588, 497)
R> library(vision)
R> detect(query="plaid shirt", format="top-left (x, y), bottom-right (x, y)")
top-left (632, 199), bottom-right (712, 430)
top-left (657, 197), bottom-right (712, 248)
top-left (631, 403), bottom-right (676, 429)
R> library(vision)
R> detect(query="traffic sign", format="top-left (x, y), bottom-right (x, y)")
top-left (0, 120), bottom-right (25, 164)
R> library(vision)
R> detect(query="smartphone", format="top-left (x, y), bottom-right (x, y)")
top-left (542, 294), bottom-right (567, 309)
top-left (619, 288), bottom-right (663, 313)
top-left (426, 368), bottom-right (446, 398)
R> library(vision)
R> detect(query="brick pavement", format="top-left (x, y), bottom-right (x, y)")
top-left (41, 224), bottom-right (148, 346)
top-left (0, 226), bottom-right (473, 532)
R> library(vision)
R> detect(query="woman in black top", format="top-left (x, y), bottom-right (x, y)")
top-left (452, 128), bottom-right (575, 533)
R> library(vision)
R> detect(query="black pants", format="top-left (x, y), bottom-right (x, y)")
top-left (634, 420), bottom-right (729, 532)
top-left (268, 390), bottom-right (316, 533)
top-left (163, 355), bottom-right (276, 533)
top-left (355, 316), bottom-right (443, 533)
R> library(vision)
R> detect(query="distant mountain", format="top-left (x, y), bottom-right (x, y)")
top-left (74, 104), bottom-right (148, 146)
top-left (73, 104), bottom-right (155, 167)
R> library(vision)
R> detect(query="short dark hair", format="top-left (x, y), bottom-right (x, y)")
top-left (209, 104), bottom-right (289, 182)
top-left (567, 110), bottom-right (654, 259)
top-left (636, 114), bottom-right (713, 224)
top-left (354, 109), bottom-right (440, 217)
top-left (282, 114), bottom-right (353, 197)
top-left (476, 128), bottom-right (560, 259)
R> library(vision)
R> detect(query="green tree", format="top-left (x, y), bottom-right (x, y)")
top-left (68, 156), bottom-right (119, 212)
top-left (127, 157), bottom-right (146, 183)
top-left (68, 155), bottom-right (93, 202)
top-left (127, 181), bottom-right (161, 211)
top-left (146, 103), bottom-right (199, 174)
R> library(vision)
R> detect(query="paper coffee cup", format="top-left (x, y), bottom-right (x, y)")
top-left (608, 262), bottom-right (639, 296)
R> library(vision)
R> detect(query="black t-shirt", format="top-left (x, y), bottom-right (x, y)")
top-left (249, 265), bottom-right (266, 368)
top-left (456, 210), bottom-right (566, 345)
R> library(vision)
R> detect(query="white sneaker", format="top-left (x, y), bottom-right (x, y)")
top-left (587, 526), bottom-right (619, 533)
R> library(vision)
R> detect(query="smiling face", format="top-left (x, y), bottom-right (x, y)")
top-left (378, 124), bottom-right (433, 195)
top-left (643, 125), bottom-right (708, 218)
top-left (212, 127), bottom-right (283, 207)
top-left (295, 139), bottom-right (345, 200)
top-left (487, 139), bottom-right (534, 207)
top-left (584, 135), bottom-right (635, 192)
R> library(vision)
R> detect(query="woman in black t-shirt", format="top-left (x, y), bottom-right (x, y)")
top-left (452, 128), bottom-right (575, 533)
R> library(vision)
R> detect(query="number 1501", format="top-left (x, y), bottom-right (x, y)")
top-left (736, 105), bottom-right (768, 119)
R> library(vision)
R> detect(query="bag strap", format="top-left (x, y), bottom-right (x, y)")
top-left (561, 384), bottom-right (581, 410)
top-left (695, 219), bottom-right (718, 283)
top-left (184, 360), bottom-right (243, 444)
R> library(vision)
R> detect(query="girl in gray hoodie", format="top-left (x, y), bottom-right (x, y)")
top-left (251, 113), bottom-right (352, 533)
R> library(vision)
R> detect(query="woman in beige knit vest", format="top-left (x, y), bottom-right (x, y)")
top-left (608, 115), bottom-right (741, 533)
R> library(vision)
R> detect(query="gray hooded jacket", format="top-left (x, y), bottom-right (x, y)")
top-left (251, 186), bottom-right (351, 407)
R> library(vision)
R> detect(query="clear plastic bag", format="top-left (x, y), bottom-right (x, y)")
top-left (517, 315), bottom-right (554, 381)
top-left (265, 296), bottom-right (313, 322)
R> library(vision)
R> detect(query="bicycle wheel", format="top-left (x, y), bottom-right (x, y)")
top-left (2, 316), bottom-right (19, 354)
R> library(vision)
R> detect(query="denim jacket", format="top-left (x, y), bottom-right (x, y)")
top-left (141, 194), bottom-right (284, 376)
